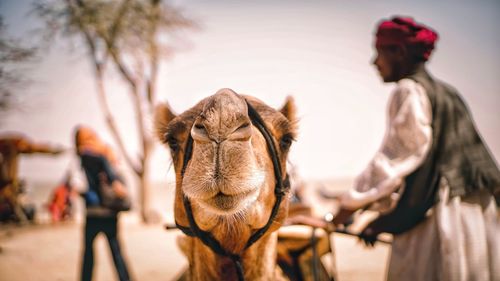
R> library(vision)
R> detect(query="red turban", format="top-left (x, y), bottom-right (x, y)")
top-left (376, 17), bottom-right (439, 61)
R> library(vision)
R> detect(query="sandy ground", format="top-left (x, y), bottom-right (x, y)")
top-left (0, 179), bottom-right (390, 281)
top-left (0, 216), bottom-right (185, 281)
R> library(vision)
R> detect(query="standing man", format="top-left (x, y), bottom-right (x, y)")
top-left (333, 17), bottom-right (500, 281)
top-left (0, 133), bottom-right (64, 222)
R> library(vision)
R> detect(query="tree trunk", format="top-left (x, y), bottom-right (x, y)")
top-left (138, 141), bottom-right (158, 223)
top-left (138, 167), bottom-right (150, 223)
top-left (62, 0), bottom-right (178, 224)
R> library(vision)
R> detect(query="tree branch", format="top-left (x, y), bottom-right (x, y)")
top-left (66, 0), bottom-right (142, 175)
top-left (146, 0), bottom-right (160, 110)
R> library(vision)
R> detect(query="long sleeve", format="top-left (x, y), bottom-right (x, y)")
top-left (341, 79), bottom-right (433, 211)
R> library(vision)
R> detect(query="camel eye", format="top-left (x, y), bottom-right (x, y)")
top-left (165, 134), bottom-right (180, 153)
top-left (279, 134), bottom-right (293, 151)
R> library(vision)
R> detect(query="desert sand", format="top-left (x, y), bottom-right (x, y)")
top-left (0, 179), bottom-right (390, 281)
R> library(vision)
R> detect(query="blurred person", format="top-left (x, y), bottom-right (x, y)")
top-left (0, 133), bottom-right (64, 223)
top-left (75, 126), bottom-right (131, 281)
top-left (47, 172), bottom-right (75, 222)
top-left (333, 16), bottom-right (500, 281)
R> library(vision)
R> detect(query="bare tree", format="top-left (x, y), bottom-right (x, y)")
top-left (0, 16), bottom-right (37, 117)
top-left (35, 0), bottom-right (197, 222)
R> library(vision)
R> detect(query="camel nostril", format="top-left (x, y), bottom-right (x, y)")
top-left (237, 123), bottom-right (250, 130)
top-left (228, 122), bottom-right (252, 141)
top-left (191, 122), bottom-right (211, 142)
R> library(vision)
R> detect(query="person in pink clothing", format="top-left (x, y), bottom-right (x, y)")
top-left (48, 173), bottom-right (74, 222)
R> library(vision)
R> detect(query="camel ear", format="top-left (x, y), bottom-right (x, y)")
top-left (279, 96), bottom-right (296, 122)
top-left (154, 102), bottom-right (177, 142)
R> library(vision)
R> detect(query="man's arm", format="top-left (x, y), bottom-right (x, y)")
top-left (17, 138), bottom-right (65, 155)
top-left (339, 80), bottom-right (433, 211)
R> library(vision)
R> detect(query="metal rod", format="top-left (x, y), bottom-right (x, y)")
top-left (333, 228), bottom-right (391, 245)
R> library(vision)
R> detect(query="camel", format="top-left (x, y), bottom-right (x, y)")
top-left (155, 88), bottom-right (297, 280)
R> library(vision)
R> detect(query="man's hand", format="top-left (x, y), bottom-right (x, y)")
top-left (358, 225), bottom-right (382, 247)
top-left (332, 208), bottom-right (355, 226)
top-left (112, 181), bottom-right (128, 198)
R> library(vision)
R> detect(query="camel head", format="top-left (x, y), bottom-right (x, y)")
top-left (155, 88), bottom-right (297, 253)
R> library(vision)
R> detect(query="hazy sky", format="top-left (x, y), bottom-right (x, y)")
top-left (1, 0), bottom-right (499, 184)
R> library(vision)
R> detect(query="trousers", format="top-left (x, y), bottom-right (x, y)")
top-left (81, 216), bottom-right (131, 281)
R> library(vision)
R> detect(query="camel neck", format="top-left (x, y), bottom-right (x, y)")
top-left (187, 232), bottom-right (280, 281)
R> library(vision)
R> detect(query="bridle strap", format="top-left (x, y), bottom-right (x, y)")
top-left (181, 135), bottom-right (193, 177)
top-left (244, 100), bottom-right (288, 249)
top-left (177, 98), bottom-right (290, 281)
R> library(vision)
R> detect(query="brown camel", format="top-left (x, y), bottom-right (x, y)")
top-left (155, 88), bottom-right (297, 280)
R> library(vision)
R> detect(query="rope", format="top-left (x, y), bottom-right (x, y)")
top-left (310, 227), bottom-right (319, 281)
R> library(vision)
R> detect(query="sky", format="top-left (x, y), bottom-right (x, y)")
top-left (1, 0), bottom-right (499, 185)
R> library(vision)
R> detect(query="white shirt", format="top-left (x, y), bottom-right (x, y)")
top-left (340, 79), bottom-right (433, 211)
